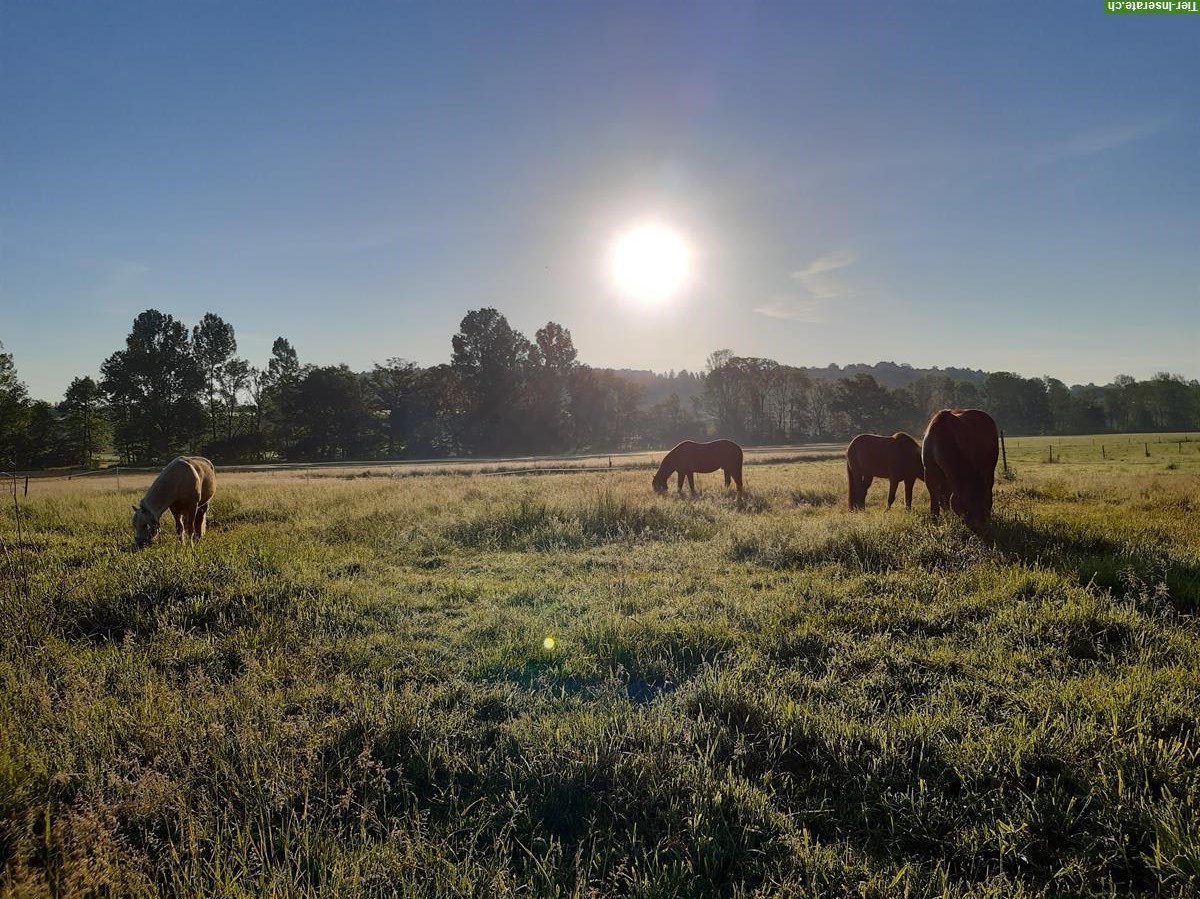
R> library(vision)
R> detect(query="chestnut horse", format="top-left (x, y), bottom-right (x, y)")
top-left (921, 409), bottom-right (999, 529)
top-left (846, 432), bottom-right (924, 510)
top-left (652, 439), bottom-right (743, 494)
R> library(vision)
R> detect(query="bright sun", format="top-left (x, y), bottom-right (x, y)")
top-left (610, 224), bottom-right (691, 303)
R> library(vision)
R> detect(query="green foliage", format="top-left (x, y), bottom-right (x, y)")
top-left (5, 310), bottom-right (1200, 470)
top-left (100, 310), bottom-right (206, 462)
top-left (60, 376), bottom-right (109, 468)
top-left (290, 365), bottom-right (377, 461)
top-left (0, 339), bottom-right (31, 468)
top-left (2, 456), bottom-right (1199, 896)
top-left (192, 312), bottom-right (240, 443)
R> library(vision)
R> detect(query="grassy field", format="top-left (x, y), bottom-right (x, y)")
top-left (2, 435), bottom-right (1199, 897)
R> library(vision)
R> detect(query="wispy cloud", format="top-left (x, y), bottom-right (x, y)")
top-left (755, 250), bottom-right (858, 320)
top-left (753, 298), bottom-right (827, 321)
top-left (791, 250), bottom-right (856, 281)
top-left (791, 249), bottom-right (858, 300)
top-left (1035, 117), bottom-right (1171, 166)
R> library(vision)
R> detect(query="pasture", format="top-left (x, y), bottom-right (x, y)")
top-left (2, 435), bottom-right (1199, 897)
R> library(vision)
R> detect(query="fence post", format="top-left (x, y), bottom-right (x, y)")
top-left (116, 467), bottom-right (121, 491)
top-left (1000, 431), bottom-right (1009, 476)
top-left (1145, 443), bottom-right (1150, 458)
top-left (1048, 444), bottom-right (1053, 463)
top-left (23, 477), bottom-right (28, 497)
top-left (1101, 445), bottom-right (1106, 460)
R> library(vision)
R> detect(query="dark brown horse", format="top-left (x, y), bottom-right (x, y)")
top-left (922, 409), bottom-right (999, 528)
top-left (846, 432), bottom-right (924, 510)
top-left (652, 439), bottom-right (743, 494)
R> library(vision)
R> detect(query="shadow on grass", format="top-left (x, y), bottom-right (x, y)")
top-left (682, 677), bottom-right (1163, 891)
top-left (483, 658), bottom-right (678, 705)
top-left (987, 516), bottom-right (1200, 611)
top-left (56, 581), bottom-right (311, 643)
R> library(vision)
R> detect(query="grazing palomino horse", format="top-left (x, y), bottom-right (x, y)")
top-left (132, 456), bottom-right (216, 548)
top-left (652, 439), bottom-right (744, 494)
top-left (846, 432), bottom-right (924, 510)
top-left (922, 409), bottom-right (999, 529)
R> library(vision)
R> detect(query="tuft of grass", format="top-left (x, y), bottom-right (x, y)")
top-left (729, 514), bottom-right (990, 573)
top-left (446, 490), bottom-right (716, 550)
top-left (790, 487), bottom-right (840, 507)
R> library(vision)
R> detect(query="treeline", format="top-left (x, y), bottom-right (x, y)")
top-left (0, 309), bottom-right (692, 467)
top-left (1, 309), bottom-right (1198, 469)
top-left (704, 354), bottom-right (1200, 445)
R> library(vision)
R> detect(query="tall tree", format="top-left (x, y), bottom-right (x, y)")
top-left (100, 310), bottom-right (205, 462)
top-left (0, 340), bottom-right (30, 468)
top-left (264, 337), bottom-right (303, 457)
top-left (831, 374), bottom-right (902, 437)
top-left (531, 322), bottom-right (578, 370)
top-left (217, 357), bottom-right (251, 440)
top-left (370, 358), bottom-right (420, 456)
top-left (291, 365), bottom-right (376, 460)
top-left (22, 401), bottom-right (66, 468)
top-left (192, 313), bottom-right (238, 443)
top-left (703, 350), bottom-right (742, 439)
top-left (527, 322), bottom-right (578, 452)
top-left (60, 376), bottom-right (109, 468)
top-left (450, 308), bottom-right (532, 454)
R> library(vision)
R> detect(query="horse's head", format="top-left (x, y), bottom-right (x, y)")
top-left (651, 473), bottom-right (668, 494)
top-left (950, 490), bottom-right (989, 531)
top-left (131, 503), bottom-right (160, 549)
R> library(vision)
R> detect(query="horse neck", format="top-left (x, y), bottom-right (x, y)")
top-left (138, 488), bottom-right (166, 518)
top-left (140, 467), bottom-right (177, 516)
top-left (654, 458), bottom-right (675, 481)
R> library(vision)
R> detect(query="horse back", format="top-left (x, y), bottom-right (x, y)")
top-left (952, 411), bottom-right (999, 480)
top-left (184, 456), bottom-right (217, 505)
top-left (147, 456), bottom-right (215, 510)
top-left (923, 409), bottom-right (997, 486)
top-left (849, 433), bottom-right (918, 480)
top-left (847, 434), bottom-right (888, 476)
top-left (890, 432), bottom-right (923, 480)
top-left (665, 439), bottom-right (742, 473)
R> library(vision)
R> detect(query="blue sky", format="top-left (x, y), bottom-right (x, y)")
top-left (2, 1), bottom-right (1197, 400)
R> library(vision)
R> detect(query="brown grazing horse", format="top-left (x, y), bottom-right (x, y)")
top-left (846, 432), bottom-right (924, 510)
top-left (132, 456), bottom-right (217, 548)
top-left (921, 409), bottom-right (999, 529)
top-left (652, 439), bottom-right (744, 494)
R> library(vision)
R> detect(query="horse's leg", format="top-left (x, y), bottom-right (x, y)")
top-left (193, 502), bottom-right (209, 540)
top-left (677, 471), bottom-right (685, 493)
top-left (904, 478), bottom-right (914, 511)
top-left (725, 469), bottom-right (732, 489)
top-left (887, 478), bottom-right (899, 510)
top-left (181, 503), bottom-right (198, 545)
top-left (687, 472), bottom-right (696, 494)
top-left (734, 463), bottom-right (743, 493)
top-left (861, 476), bottom-right (873, 508)
top-left (847, 463), bottom-right (858, 509)
top-left (172, 506), bottom-right (185, 539)
top-left (926, 466), bottom-right (943, 518)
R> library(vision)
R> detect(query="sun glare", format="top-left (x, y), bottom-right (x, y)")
top-left (610, 224), bottom-right (691, 303)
